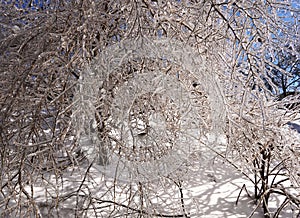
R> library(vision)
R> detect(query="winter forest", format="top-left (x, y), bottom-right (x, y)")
top-left (0, 0), bottom-right (300, 217)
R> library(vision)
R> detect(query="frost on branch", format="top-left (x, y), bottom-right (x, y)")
top-left (72, 38), bottom-right (227, 182)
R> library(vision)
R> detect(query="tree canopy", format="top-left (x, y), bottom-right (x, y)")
top-left (0, 0), bottom-right (299, 217)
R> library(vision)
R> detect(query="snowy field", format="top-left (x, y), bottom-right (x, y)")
top-left (2, 142), bottom-right (296, 218)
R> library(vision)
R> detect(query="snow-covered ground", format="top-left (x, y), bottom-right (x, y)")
top-left (11, 144), bottom-right (297, 218)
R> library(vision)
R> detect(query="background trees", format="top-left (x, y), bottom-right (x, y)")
top-left (267, 44), bottom-right (300, 98)
top-left (0, 0), bottom-right (299, 217)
